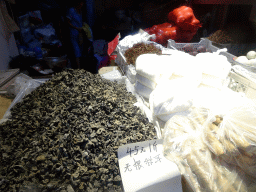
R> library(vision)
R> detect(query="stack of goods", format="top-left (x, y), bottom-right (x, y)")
top-left (0, 69), bottom-right (157, 192)
top-left (131, 49), bottom-right (232, 133)
top-left (163, 96), bottom-right (256, 191)
top-left (134, 54), bottom-right (173, 100)
top-left (149, 52), bottom-right (201, 123)
top-left (147, 50), bottom-right (231, 127)
top-left (195, 52), bottom-right (231, 89)
top-left (145, 6), bottom-right (202, 46)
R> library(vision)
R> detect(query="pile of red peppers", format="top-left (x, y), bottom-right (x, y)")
top-left (145, 6), bottom-right (202, 46)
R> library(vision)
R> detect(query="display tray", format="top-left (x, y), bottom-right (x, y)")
top-left (211, 42), bottom-right (256, 57)
top-left (228, 71), bottom-right (256, 104)
top-left (232, 57), bottom-right (256, 73)
top-left (115, 41), bottom-right (165, 84)
top-left (167, 38), bottom-right (235, 63)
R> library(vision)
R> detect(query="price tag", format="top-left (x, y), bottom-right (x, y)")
top-left (118, 139), bottom-right (182, 192)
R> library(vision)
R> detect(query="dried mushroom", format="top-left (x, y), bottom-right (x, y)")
top-left (0, 69), bottom-right (156, 191)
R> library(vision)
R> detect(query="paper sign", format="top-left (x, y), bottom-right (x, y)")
top-left (118, 139), bottom-right (182, 192)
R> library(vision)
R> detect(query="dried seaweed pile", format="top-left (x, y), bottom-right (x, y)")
top-left (124, 42), bottom-right (162, 65)
top-left (0, 69), bottom-right (156, 192)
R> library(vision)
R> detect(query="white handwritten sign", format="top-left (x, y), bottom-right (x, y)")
top-left (118, 139), bottom-right (182, 192)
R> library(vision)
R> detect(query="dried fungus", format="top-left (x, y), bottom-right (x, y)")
top-left (0, 69), bottom-right (156, 191)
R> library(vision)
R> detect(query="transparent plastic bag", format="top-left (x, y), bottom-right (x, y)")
top-left (3, 79), bottom-right (42, 120)
top-left (162, 106), bottom-right (256, 191)
top-left (149, 78), bottom-right (198, 122)
top-left (198, 99), bottom-right (256, 178)
top-left (118, 31), bottom-right (156, 50)
top-left (163, 134), bottom-right (248, 192)
top-left (101, 69), bottom-right (126, 84)
top-left (136, 73), bottom-right (157, 90)
top-left (134, 81), bottom-right (153, 99)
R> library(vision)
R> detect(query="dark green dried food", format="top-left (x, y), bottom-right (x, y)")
top-left (124, 42), bottom-right (162, 65)
top-left (0, 69), bottom-right (156, 192)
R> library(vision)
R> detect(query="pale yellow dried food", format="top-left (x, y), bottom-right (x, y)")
top-left (209, 123), bottom-right (219, 132)
top-left (185, 151), bottom-right (216, 192)
top-left (174, 155), bottom-right (202, 192)
top-left (237, 155), bottom-right (255, 167)
top-left (213, 160), bottom-right (240, 192)
top-left (228, 130), bottom-right (250, 149)
top-left (212, 115), bottom-right (223, 126)
top-left (205, 131), bottom-right (225, 156)
top-left (232, 122), bottom-right (256, 144)
top-left (194, 109), bottom-right (207, 125)
top-left (222, 138), bottom-right (238, 155)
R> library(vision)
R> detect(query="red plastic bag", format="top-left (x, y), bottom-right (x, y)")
top-left (146, 23), bottom-right (178, 46)
top-left (163, 26), bottom-right (178, 40)
top-left (108, 34), bottom-right (120, 56)
top-left (176, 28), bottom-right (198, 42)
top-left (168, 6), bottom-right (201, 31)
top-left (145, 23), bottom-right (173, 34)
top-left (156, 22), bottom-right (173, 29)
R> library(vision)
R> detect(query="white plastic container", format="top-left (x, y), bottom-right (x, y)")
top-left (167, 38), bottom-right (235, 63)
top-left (228, 71), bottom-right (256, 104)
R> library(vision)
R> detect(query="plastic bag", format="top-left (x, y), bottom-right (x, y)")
top-left (134, 81), bottom-right (153, 99)
top-left (118, 31), bottom-right (155, 50)
top-left (162, 108), bottom-right (251, 192)
top-left (192, 85), bottom-right (245, 114)
top-left (101, 69), bottom-right (126, 84)
top-left (126, 64), bottom-right (136, 84)
top-left (135, 54), bottom-right (173, 82)
top-left (198, 98), bottom-right (256, 178)
top-left (11, 74), bottom-right (33, 95)
top-left (149, 78), bottom-right (198, 122)
top-left (166, 53), bottom-right (202, 84)
top-left (195, 52), bottom-right (231, 89)
top-left (3, 79), bottom-right (42, 120)
top-left (136, 73), bottom-right (157, 89)
top-left (167, 6), bottom-right (201, 31)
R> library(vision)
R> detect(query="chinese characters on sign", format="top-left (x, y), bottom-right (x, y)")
top-left (118, 139), bottom-right (182, 192)
top-left (124, 141), bottom-right (161, 172)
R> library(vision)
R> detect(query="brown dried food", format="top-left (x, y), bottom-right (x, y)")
top-left (207, 23), bottom-right (254, 44)
top-left (124, 42), bottom-right (162, 65)
top-left (0, 69), bottom-right (157, 191)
